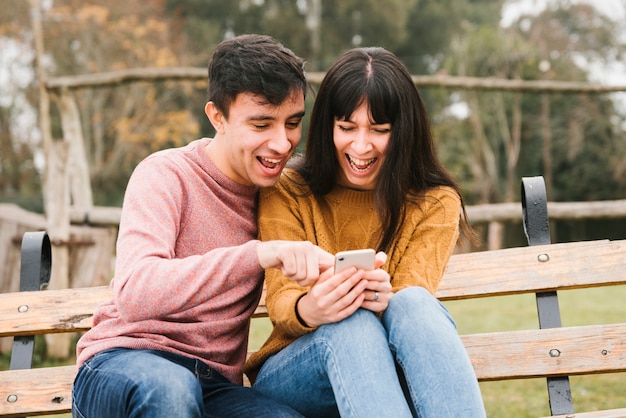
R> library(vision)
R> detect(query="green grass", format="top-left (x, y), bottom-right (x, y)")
top-left (250, 285), bottom-right (626, 417)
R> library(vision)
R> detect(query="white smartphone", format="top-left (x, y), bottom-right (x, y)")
top-left (334, 249), bottom-right (376, 273)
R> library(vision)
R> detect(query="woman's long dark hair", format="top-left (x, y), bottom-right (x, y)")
top-left (294, 47), bottom-right (476, 252)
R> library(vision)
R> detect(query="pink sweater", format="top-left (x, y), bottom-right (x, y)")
top-left (76, 138), bottom-right (263, 385)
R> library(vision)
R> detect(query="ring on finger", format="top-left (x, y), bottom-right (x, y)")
top-left (373, 291), bottom-right (379, 302)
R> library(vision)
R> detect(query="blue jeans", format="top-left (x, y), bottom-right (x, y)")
top-left (254, 287), bottom-right (486, 418)
top-left (72, 348), bottom-right (304, 418)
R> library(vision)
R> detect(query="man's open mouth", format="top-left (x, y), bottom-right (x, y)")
top-left (258, 156), bottom-right (282, 170)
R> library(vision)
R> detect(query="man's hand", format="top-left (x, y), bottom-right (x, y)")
top-left (257, 240), bottom-right (334, 287)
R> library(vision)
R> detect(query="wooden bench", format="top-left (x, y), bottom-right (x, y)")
top-left (2, 176), bottom-right (626, 418)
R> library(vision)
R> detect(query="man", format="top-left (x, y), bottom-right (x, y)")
top-left (72, 34), bottom-right (333, 418)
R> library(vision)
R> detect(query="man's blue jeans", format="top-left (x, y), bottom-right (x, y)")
top-left (253, 287), bottom-right (486, 418)
top-left (72, 348), bottom-right (303, 418)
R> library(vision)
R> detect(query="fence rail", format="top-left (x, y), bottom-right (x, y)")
top-left (45, 67), bottom-right (626, 94)
top-left (61, 200), bottom-right (626, 227)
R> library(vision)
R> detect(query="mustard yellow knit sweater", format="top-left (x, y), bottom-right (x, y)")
top-left (244, 169), bottom-right (461, 382)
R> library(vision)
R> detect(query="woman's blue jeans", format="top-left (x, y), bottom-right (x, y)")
top-left (72, 348), bottom-right (303, 418)
top-left (253, 287), bottom-right (486, 418)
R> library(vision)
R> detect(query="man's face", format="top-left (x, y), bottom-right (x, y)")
top-left (206, 91), bottom-right (305, 187)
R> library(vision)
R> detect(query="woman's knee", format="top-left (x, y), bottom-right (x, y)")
top-left (388, 286), bottom-right (435, 312)
top-left (316, 309), bottom-right (387, 348)
top-left (385, 286), bottom-right (455, 328)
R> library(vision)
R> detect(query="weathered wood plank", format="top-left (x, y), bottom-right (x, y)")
top-left (0, 366), bottom-right (74, 417)
top-left (1, 238), bottom-right (625, 417)
top-left (43, 67), bottom-right (626, 94)
top-left (1, 239), bottom-right (625, 337)
top-left (546, 408), bottom-right (626, 418)
top-left (464, 323), bottom-right (626, 381)
top-left (437, 239), bottom-right (626, 300)
top-left (0, 287), bottom-right (111, 337)
top-left (65, 200), bottom-right (626, 227)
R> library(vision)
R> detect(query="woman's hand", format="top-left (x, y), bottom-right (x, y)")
top-left (296, 265), bottom-right (368, 328)
top-left (360, 251), bottom-right (393, 313)
top-left (296, 251), bottom-right (392, 326)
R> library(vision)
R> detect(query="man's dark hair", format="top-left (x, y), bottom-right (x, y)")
top-left (207, 34), bottom-right (307, 118)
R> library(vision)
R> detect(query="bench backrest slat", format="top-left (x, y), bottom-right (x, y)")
top-left (0, 286), bottom-right (111, 337)
top-left (438, 239), bottom-right (626, 299)
top-left (1, 239), bottom-right (625, 338)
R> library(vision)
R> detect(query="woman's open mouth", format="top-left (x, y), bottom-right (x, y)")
top-left (346, 154), bottom-right (377, 173)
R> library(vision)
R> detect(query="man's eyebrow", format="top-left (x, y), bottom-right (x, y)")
top-left (247, 115), bottom-right (274, 122)
top-left (289, 111), bottom-right (306, 119)
top-left (247, 110), bottom-right (305, 122)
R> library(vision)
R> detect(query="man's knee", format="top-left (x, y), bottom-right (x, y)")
top-left (73, 351), bottom-right (202, 418)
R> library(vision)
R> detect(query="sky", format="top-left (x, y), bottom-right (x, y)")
top-left (0, 37), bottom-right (39, 145)
top-left (501, 0), bottom-right (626, 27)
top-left (500, 0), bottom-right (626, 115)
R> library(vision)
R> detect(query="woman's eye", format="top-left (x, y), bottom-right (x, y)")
top-left (338, 125), bottom-right (353, 132)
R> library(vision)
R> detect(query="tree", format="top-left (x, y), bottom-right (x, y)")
top-left (37, 0), bottom-right (202, 206)
top-left (436, 1), bottom-right (626, 247)
top-left (509, 2), bottom-right (626, 201)
top-left (0, 2), bottom-right (42, 209)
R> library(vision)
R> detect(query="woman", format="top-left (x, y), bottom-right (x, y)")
top-left (245, 47), bottom-right (486, 418)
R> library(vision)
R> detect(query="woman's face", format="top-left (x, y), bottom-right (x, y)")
top-left (333, 102), bottom-right (391, 190)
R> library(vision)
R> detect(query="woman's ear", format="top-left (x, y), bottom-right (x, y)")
top-left (205, 102), bottom-right (225, 134)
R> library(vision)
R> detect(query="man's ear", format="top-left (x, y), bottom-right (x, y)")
top-left (205, 102), bottom-right (225, 134)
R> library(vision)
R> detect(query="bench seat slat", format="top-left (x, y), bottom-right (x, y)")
top-left (545, 408), bottom-right (626, 418)
top-left (1, 238), bottom-right (625, 416)
top-left (2, 323), bottom-right (625, 415)
top-left (464, 323), bottom-right (626, 380)
top-left (0, 365), bottom-right (75, 417)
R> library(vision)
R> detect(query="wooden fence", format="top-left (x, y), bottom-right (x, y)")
top-left (0, 203), bottom-right (117, 355)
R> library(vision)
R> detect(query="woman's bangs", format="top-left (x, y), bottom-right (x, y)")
top-left (366, 81), bottom-right (396, 124)
top-left (332, 81), bottom-right (365, 120)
